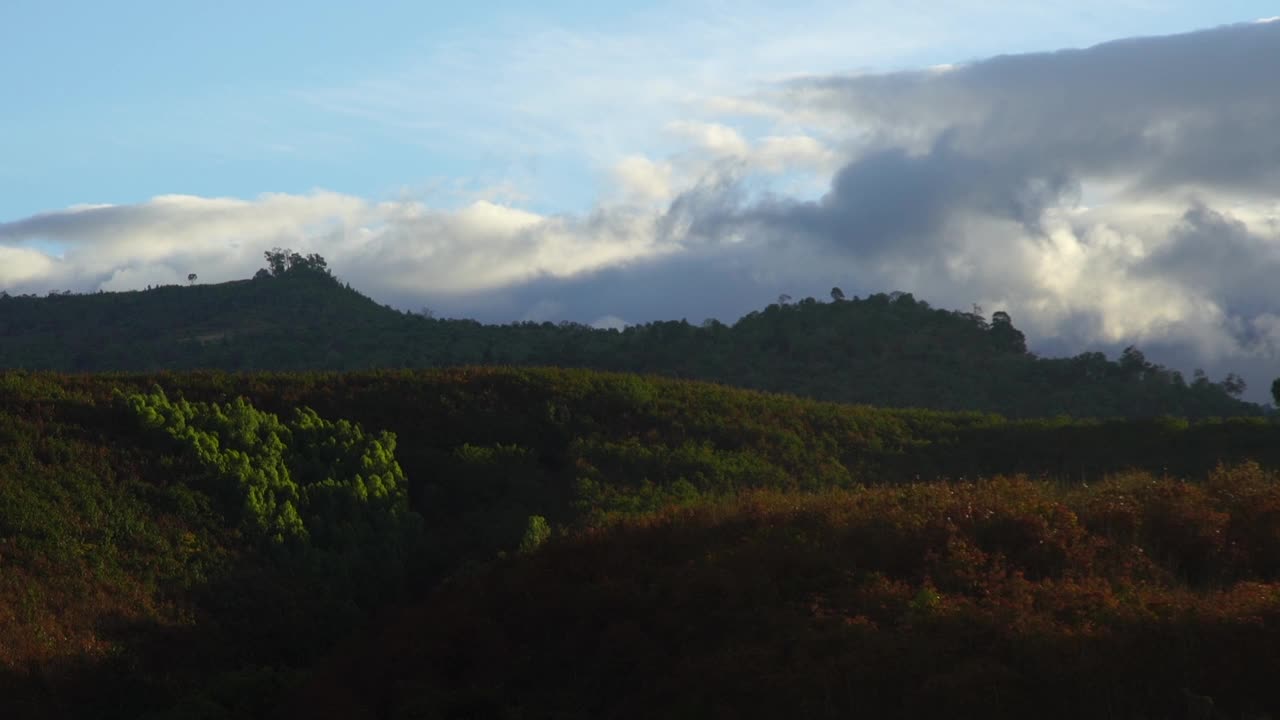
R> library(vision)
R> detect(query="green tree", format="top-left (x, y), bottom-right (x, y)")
top-left (122, 386), bottom-right (420, 565)
top-left (518, 515), bottom-right (551, 555)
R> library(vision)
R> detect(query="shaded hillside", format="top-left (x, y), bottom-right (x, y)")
top-left (289, 473), bottom-right (1280, 720)
top-left (3, 368), bottom-right (1280, 718)
top-left (0, 263), bottom-right (409, 372)
top-left (0, 257), bottom-right (1260, 418)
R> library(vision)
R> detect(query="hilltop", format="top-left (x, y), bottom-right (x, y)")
top-left (0, 251), bottom-right (1261, 418)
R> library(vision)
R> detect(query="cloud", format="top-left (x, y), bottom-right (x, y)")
top-left (666, 121), bottom-right (750, 158)
top-left (612, 156), bottom-right (673, 204)
top-left (0, 193), bottom-right (368, 290)
top-left (0, 246), bottom-right (58, 287)
top-left (1139, 204), bottom-right (1280, 321)
top-left (0, 192), bottom-right (679, 299)
top-left (770, 21), bottom-right (1280, 196)
top-left (590, 315), bottom-right (628, 331)
top-left (754, 135), bottom-right (839, 173)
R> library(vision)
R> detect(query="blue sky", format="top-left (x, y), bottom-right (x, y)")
top-left (2, 2), bottom-right (1279, 400)
top-left (3, 1), bottom-right (1275, 220)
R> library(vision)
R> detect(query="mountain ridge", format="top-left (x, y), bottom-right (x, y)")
top-left (0, 255), bottom-right (1260, 418)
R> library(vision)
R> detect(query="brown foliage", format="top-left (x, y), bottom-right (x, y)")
top-left (288, 473), bottom-right (1280, 719)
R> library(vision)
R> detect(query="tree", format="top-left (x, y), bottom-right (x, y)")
top-left (187, 273), bottom-right (198, 285)
top-left (262, 248), bottom-right (332, 278)
top-left (1272, 377), bottom-right (1280, 406)
top-left (830, 287), bottom-right (845, 302)
top-left (967, 304), bottom-right (989, 330)
top-left (264, 248), bottom-right (289, 277)
top-left (990, 311), bottom-right (1027, 354)
top-left (301, 253), bottom-right (329, 275)
top-left (1119, 346), bottom-right (1150, 379)
top-left (518, 515), bottom-right (551, 555)
top-left (1221, 372), bottom-right (1247, 398)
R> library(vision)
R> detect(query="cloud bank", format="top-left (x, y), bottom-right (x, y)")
top-left (3, 21), bottom-right (1279, 401)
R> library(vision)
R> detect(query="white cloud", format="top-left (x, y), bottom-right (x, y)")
top-left (753, 135), bottom-right (839, 173)
top-left (612, 156), bottom-right (673, 204)
top-left (0, 246), bottom-right (58, 287)
top-left (666, 121), bottom-right (750, 158)
top-left (101, 265), bottom-right (187, 292)
top-left (0, 190), bottom-right (681, 298)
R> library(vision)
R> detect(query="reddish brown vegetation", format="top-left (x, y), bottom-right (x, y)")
top-left (290, 470), bottom-right (1280, 719)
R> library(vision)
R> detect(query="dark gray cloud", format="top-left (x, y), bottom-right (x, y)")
top-left (784, 20), bottom-right (1280, 195)
top-left (734, 141), bottom-right (1078, 258)
top-left (1140, 204), bottom-right (1280, 321)
top-left (677, 21), bottom-right (1279, 259)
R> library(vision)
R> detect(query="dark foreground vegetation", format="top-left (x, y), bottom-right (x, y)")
top-left (0, 250), bottom-right (1263, 418)
top-left (3, 368), bottom-right (1280, 718)
top-left (294, 475), bottom-right (1280, 720)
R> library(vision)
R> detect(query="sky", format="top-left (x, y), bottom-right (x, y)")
top-left (2, 1), bottom-right (1279, 401)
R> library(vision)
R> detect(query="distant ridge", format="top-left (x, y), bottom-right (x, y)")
top-left (0, 252), bottom-right (1260, 418)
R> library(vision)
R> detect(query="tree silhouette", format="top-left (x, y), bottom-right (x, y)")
top-left (265, 248), bottom-right (289, 276)
top-left (263, 248), bottom-right (331, 278)
top-left (990, 311), bottom-right (1028, 354)
top-left (1221, 372), bottom-right (1247, 398)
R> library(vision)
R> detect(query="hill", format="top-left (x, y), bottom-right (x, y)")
top-left (0, 252), bottom-right (1261, 418)
top-left (3, 368), bottom-right (1280, 718)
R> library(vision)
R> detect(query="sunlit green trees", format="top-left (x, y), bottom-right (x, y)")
top-left (122, 386), bottom-right (421, 566)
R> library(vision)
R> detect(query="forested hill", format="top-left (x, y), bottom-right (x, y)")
top-left (0, 257), bottom-right (1260, 418)
top-left (5, 368), bottom-right (1280, 718)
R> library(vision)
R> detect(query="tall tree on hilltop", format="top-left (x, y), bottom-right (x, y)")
top-left (265, 248), bottom-right (289, 276)
top-left (990, 311), bottom-right (1027, 354)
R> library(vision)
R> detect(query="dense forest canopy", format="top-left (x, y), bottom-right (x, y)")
top-left (0, 251), bottom-right (1264, 419)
